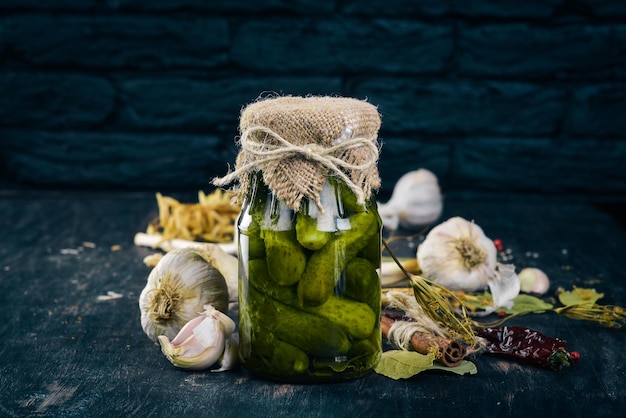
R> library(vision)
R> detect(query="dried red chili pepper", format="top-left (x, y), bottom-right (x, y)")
top-left (476, 326), bottom-right (577, 371)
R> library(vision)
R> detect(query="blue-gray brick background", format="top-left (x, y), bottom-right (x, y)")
top-left (1, 0), bottom-right (625, 205)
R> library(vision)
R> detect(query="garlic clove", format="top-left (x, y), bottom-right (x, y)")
top-left (157, 305), bottom-right (236, 371)
top-left (212, 334), bottom-right (240, 372)
top-left (518, 267), bottom-right (550, 295)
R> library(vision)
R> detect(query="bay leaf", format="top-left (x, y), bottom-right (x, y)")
top-left (374, 350), bottom-right (477, 380)
top-left (375, 350), bottom-right (435, 380)
top-left (503, 294), bottom-right (553, 314)
top-left (429, 360), bottom-right (478, 376)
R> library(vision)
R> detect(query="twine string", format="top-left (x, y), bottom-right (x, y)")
top-left (388, 321), bottom-right (421, 351)
top-left (213, 125), bottom-right (379, 205)
top-left (385, 290), bottom-right (449, 338)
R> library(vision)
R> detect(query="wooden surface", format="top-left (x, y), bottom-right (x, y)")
top-left (1, 190), bottom-right (625, 417)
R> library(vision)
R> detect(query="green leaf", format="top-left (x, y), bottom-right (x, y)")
top-left (558, 287), bottom-right (604, 306)
top-left (375, 350), bottom-right (435, 380)
top-left (502, 294), bottom-right (553, 314)
top-left (429, 360), bottom-right (478, 376)
top-left (374, 350), bottom-right (477, 380)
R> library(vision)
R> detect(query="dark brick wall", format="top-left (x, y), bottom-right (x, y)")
top-left (1, 0), bottom-right (625, 201)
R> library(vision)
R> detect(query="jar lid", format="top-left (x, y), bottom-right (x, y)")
top-left (240, 96), bottom-right (381, 148)
top-left (215, 96), bottom-right (382, 212)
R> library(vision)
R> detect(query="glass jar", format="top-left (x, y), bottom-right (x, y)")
top-left (237, 172), bottom-right (382, 383)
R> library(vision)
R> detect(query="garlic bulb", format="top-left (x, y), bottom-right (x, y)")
top-left (158, 304), bottom-right (239, 371)
top-left (195, 243), bottom-right (238, 303)
top-left (378, 169), bottom-right (443, 230)
top-left (417, 216), bottom-right (520, 309)
top-left (417, 217), bottom-right (497, 291)
top-left (139, 248), bottom-right (229, 342)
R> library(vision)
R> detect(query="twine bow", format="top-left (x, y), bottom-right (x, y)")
top-left (213, 125), bottom-right (380, 209)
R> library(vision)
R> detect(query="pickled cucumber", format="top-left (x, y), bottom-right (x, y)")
top-left (246, 283), bottom-right (278, 329)
top-left (247, 174), bottom-right (269, 228)
top-left (248, 332), bottom-right (310, 376)
top-left (239, 178), bottom-right (268, 259)
top-left (358, 206), bottom-right (382, 264)
top-left (347, 331), bottom-right (382, 365)
top-left (239, 174), bottom-right (383, 381)
top-left (270, 295), bottom-right (351, 357)
top-left (344, 257), bottom-right (381, 311)
top-left (248, 258), bottom-right (298, 306)
top-left (297, 211), bottom-right (377, 306)
top-left (262, 229), bottom-right (306, 286)
top-left (240, 220), bottom-right (266, 259)
top-left (302, 295), bottom-right (376, 339)
top-left (333, 178), bottom-right (366, 214)
top-left (296, 212), bottom-right (331, 250)
top-left (269, 339), bottom-right (309, 374)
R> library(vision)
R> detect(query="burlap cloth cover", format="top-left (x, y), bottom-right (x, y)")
top-left (214, 96), bottom-right (381, 212)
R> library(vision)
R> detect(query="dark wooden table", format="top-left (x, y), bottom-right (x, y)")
top-left (1, 190), bottom-right (625, 417)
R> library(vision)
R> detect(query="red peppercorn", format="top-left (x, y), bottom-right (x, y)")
top-left (570, 351), bottom-right (581, 362)
top-left (497, 310), bottom-right (507, 318)
top-left (493, 238), bottom-right (504, 252)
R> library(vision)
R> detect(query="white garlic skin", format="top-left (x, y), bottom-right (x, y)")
top-left (212, 334), bottom-right (240, 372)
top-left (378, 169), bottom-right (443, 230)
top-left (196, 243), bottom-right (239, 302)
top-left (139, 248), bottom-right (229, 342)
top-left (417, 216), bottom-right (497, 292)
top-left (518, 267), bottom-right (550, 295)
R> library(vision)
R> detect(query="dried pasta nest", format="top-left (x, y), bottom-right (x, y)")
top-left (147, 189), bottom-right (241, 244)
